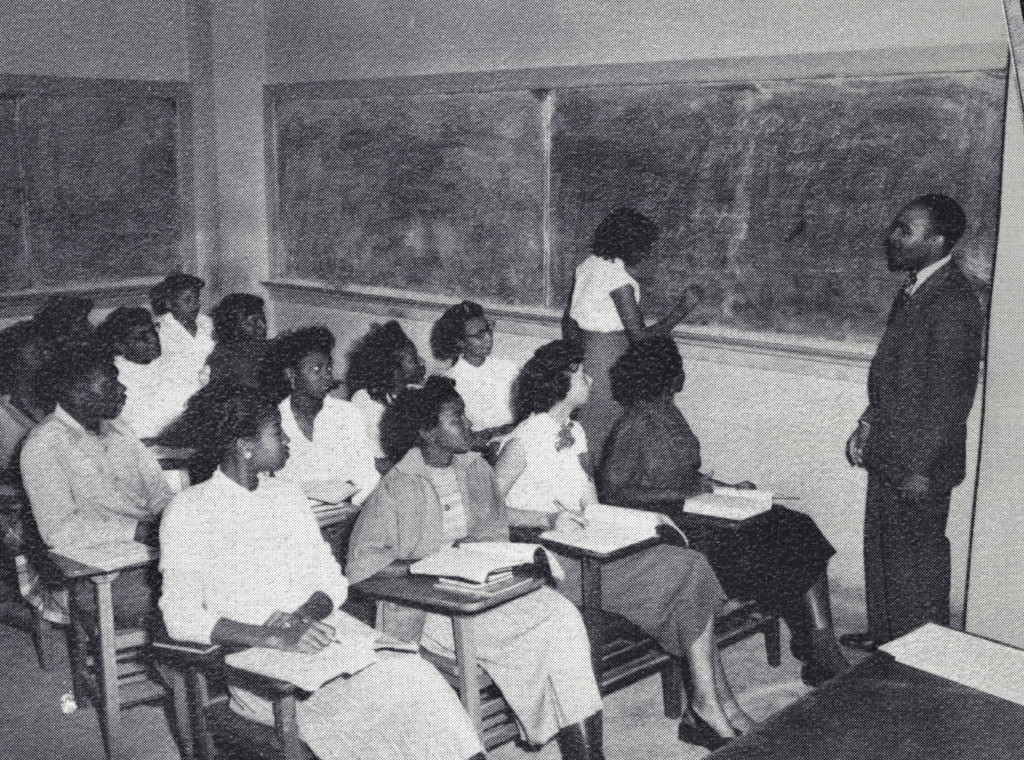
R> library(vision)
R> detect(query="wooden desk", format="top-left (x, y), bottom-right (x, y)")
top-left (536, 533), bottom-right (663, 682)
top-left (708, 652), bottom-right (1024, 759)
top-left (350, 570), bottom-right (544, 741)
top-left (49, 545), bottom-right (161, 760)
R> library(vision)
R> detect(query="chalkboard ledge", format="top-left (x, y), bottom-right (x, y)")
top-left (0, 277), bottom-right (165, 321)
top-left (265, 279), bottom-right (882, 374)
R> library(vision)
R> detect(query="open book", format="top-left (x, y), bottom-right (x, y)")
top-left (226, 611), bottom-right (414, 692)
top-left (410, 542), bottom-right (554, 585)
top-left (684, 488), bottom-right (773, 521)
top-left (540, 504), bottom-right (684, 555)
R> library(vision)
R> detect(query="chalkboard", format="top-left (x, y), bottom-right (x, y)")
top-left (20, 93), bottom-right (183, 286)
top-left (0, 97), bottom-right (28, 292)
top-left (274, 91), bottom-right (546, 305)
top-left (551, 72), bottom-right (1006, 342)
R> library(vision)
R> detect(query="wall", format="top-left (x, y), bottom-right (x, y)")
top-left (966, 6), bottom-right (1024, 648)
top-left (267, 0), bottom-right (1006, 82)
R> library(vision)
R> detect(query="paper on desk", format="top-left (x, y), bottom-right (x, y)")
top-left (54, 541), bottom-right (155, 572)
top-left (227, 612), bottom-right (382, 692)
top-left (541, 504), bottom-right (676, 554)
top-left (684, 489), bottom-right (773, 521)
top-left (879, 623), bottom-right (1024, 707)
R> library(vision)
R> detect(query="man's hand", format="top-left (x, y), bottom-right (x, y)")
top-left (899, 474), bottom-right (932, 503)
top-left (846, 422), bottom-right (870, 467)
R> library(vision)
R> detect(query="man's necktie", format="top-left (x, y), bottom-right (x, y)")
top-left (902, 271), bottom-right (918, 297)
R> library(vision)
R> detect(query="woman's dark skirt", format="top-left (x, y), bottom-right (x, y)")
top-left (678, 505), bottom-right (835, 613)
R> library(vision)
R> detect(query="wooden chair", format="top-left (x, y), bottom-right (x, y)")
top-left (0, 486), bottom-right (66, 669)
top-left (153, 637), bottom-right (314, 760)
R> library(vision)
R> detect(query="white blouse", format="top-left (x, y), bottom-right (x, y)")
top-left (349, 389), bottom-right (386, 460)
top-left (502, 413), bottom-right (596, 514)
top-left (154, 312), bottom-right (214, 404)
top-left (159, 470), bottom-right (348, 645)
top-left (114, 356), bottom-right (185, 440)
top-left (276, 396), bottom-right (380, 506)
top-left (446, 355), bottom-right (519, 431)
top-left (568, 255), bottom-right (640, 333)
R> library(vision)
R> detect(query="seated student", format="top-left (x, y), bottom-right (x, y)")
top-left (0, 319), bottom-right (67, 625)
top-left (205, 293), bottom-right (269, 389)
top-left (0, 320), bottom-right (56, 473)
top-left (21, 341), bottom-right (173, 627)
top-left (149, 272), bottom-right (214, 399)
top-left (159, 389), bottom-right (483, 760)
top-left (96, 308), bottom-right (182, 441)
top-left (495, 340), bottom-right (754, 749)
top-left (431, 301), bottom-right (519, 447)
top-left (599, 336), bottom-right (850, 685)
top-left (345, 321), bottom-right (426, 472)
top-left (346, 378), bottom-right (604, 759)
top-left (267, 326), bottom-right (380, 505)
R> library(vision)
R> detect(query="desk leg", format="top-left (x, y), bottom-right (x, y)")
top-left (169, 668), bottom-right (194, 760)
top-left (452, 615), bottom-right (483, 738)
top-left (580, 558), bottom-right (604, 684)
top-left (92, 574), bottom-right (122, 760)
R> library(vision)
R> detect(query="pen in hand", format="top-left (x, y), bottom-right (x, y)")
top-left (553, 499), bottom-right (588, 531)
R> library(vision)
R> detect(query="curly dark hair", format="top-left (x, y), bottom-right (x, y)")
top-left (345, 321), bottom-right (416, 404)
top-left (592, 208), bottom-right (660, 267)
top-left (33, 295), bottom-right (94, 339)
top-left (609, 336), bottom-right (683, 406)
top-left (161, 382), bottom-right (280, 483)
top-left (908, 194), bottom-right (967, 250)
top-left (262, 325), bottom-right (336, 402)
top-left (513, 339), bottom-right (585, 421)
top-left (430, 301), bottom-right (485, 363)
top-left (95, 308), bottom-right (155, 355)
top-left (379, 376), bottom-right (462, 463)
top-left (211, 293), bottom-right (265, 344)
top-left (149, 272), bottom-right (205, 315)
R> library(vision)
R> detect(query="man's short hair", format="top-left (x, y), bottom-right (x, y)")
top-left (910, 194), bottom-right (967, 250)
top-left (38, 340), bottom-right (115, 406)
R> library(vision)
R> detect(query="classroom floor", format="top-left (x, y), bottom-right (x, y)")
top-left (0, 583), bottom-right (868, 760)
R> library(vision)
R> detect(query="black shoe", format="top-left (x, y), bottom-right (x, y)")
top-left (800, 658), bottom-right (839, 687)
top-left (838, 632), bottom-right (879, 652)
top-left (678, 711), bottom-right (731, 751)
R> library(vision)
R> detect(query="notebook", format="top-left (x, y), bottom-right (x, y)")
top-left (684, 488), bottom-right (773, 521)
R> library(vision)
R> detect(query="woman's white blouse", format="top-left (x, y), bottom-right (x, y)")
top-left (568, 255), bottom-right (640, 333)
top-left (502, 413), bottom-right (595, 514)
top-left (276, 397), bottom-right (381, 505)
top-left (159, 470), bottom-right (348, 644)
top-left (349, 390), bottom-right (386, 460)
top-left (446, 356), bottom-right (519, 431)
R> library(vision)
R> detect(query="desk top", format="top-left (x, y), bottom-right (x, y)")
top-left (49, 543), bottom-right (158, 579)
top-left (708, 653), bottom-right (1024, 759)
top-left (537, 533), bottom-right (662, 561)
top-left (351, 569), bottom-right (544, 615)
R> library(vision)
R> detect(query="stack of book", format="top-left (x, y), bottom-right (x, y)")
top-left (410, 542), bottom-right (549, 595)
top-left (684, 488), bottom-right (773, 521)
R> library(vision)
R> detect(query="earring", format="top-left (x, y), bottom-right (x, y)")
top-left (243, 451), bottom-right (253, 460)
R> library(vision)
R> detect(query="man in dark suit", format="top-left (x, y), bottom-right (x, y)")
top-left (841, 194), bottom-right (984, 651)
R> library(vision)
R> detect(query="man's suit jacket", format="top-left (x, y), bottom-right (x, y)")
top-left (862, 261), bottom-right (984, 492)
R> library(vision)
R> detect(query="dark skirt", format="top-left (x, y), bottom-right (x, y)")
top-left (678, 505), bottom-right (835, 614)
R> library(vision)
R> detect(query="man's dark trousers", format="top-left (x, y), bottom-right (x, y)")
top-left (864, 472), bottom-right (951, 643)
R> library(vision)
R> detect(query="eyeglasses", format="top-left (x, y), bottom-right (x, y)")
top-left (465, 320), bottom-right (495, 340)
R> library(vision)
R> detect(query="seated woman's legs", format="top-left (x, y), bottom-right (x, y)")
top-left (784, 573), bottom-right (850, 683)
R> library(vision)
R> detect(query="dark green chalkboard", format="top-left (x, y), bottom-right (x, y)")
top-left (21, 93), bottom-right (183, 286)
top-left (551, 72), bottom-right (1006, 342)
top-left (274, 91), bottom-right (546, 305)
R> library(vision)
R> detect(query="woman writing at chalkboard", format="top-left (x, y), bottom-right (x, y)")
top-left (563, 208), bottom-right (702, 465)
